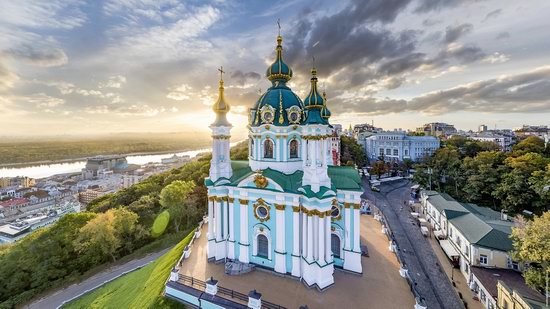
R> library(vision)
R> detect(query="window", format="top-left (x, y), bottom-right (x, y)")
top-left (249, 138), bottom-right (254, 157)
top-left (393, 149), bottom-right (398, 156)
top-left (289, 139), bottom-right (298, 159)
top-left (264, 139), bottom-right (274, 159)
top-left (386, 148), bottom-right (391, 155)
top-left (331, 234), bottom-right (341, 258)
top-left (480, 289), bottom-right (486, 303)
top-left (404, 149), bottom-right (408, 156)
top-left (256, 205), bottom-right (269, 219)
top-left (512, 261), bottom-right (519, 270)
top-left (257, 234), bottom-right (269, 258)
top-left (379, 148), bottom-right (384, 156)
top-left (480, 254), bottom-right (488, 265)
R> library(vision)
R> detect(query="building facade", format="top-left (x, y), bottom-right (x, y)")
top-left (205, 34), bottom-right (363, 290)
top-left (469, 133), bottom-right (514, 152)
top-left (364, 131), bottom-right (440, 162)
top-left (416, 122), bottom-right (457, 137)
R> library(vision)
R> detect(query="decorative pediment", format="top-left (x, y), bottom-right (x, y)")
top-left (236, 171), bottom-right (284, 192)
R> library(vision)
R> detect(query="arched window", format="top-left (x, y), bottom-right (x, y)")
top-left (249, 138), bottom-right (254, 157)
top-left (264, 139), bottom-right (273, 159)
top-left (257, 234), bottom-right (269, 258)
top-left (331, 234), bottom-right (341, 258)
top-left (289, 139), bottom-right (298, 159)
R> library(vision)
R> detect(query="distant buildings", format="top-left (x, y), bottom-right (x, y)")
top-left (122, 174), bottom-right (142, 188)
top-left (81, 155), bottom-right (138, 179)
top-left (0, 176), bottom-right (35, 189)
top-left (514, 125), bottom-right (549, 138)
top-left (469, 132), bottom-right (514, 152)
top-left (364, 130), bottom-right (440, 162)
top-left (78, 187), bottom-right (110, 205)
top-left (416, 122), bottom-right (457, 137)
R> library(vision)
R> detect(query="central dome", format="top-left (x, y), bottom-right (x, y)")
top-left (251, 34), bottom-right (304, 127)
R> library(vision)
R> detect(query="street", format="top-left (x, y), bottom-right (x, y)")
top-left (362, 177), bottom-right (464, 309)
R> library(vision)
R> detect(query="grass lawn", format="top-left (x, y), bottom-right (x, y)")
top-left (64, 230), bottom-right (194, 309)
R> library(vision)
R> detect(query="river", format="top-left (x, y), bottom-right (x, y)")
top-left (0, 148), bottom-right (211, 179)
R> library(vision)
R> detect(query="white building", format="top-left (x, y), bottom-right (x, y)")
top-left (364, 131), bottom-right (440, 162)
top-left (469, 133), bottom-right (514, 152)
top-left (204, 33), bottom-right (363, 290)
top-left (122, 174), bottom-right (142, 188)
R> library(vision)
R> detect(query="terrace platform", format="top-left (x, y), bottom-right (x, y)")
top-left (171, 215), bottom-right (415, 308)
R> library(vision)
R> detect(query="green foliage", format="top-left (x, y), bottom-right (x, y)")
top-left (340, 136), bottom-right (367, 167)
top-left (511, 212), bottom-right (550, 292)
top-left (413, 139), bottom-right (550, 214)
top-left (64, 230), bottom-right (195, 309)
top-left (371, 161), bottom-right (388, 179)
top-left (160, 180), bottom-right (196, 232)
top-left (444, 135), bottom-right (500, 157)
top-left (512, 136), bottom-right (546, 155)
top-left (230, 141), bottom-right (249, 160)
top-left (152, 211), bottom-right (170, 238)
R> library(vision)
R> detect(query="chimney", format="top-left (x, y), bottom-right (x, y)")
top-left (205, 277), bottom-right (218, 295)
top-left (247, 289), bottom-right (262, 309)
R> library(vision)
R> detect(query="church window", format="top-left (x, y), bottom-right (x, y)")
top-left (256, 205), bottom-right (269, 219)
top-left (330, 205), bottom-right (341, 219)
top-left (331, 234), bottom-right (341, 258)
top-left (289, 139), bottom-right (298, 159)
top-left (249, 138), bottom-right (254, 157)
top-left (264, 139), bottom-right (274, 158)
top-left (257, 234), bottom-right (269, 258)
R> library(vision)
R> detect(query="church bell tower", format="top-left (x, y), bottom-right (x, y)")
top-left (209, 67), bottom-right (233, 182)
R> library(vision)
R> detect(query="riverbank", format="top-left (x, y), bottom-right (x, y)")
top-left (0, 148), bottom-right (207, 169)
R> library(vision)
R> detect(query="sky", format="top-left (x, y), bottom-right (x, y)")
top-left (1, 0), bottom-right (550, 140)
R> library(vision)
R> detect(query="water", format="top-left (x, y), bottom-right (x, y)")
top-left (0, 148), bottom-right (211, 179)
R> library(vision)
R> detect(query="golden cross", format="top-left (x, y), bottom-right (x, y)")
top-left (277, 18), bottom-right (281, 36)
top-left (218, 66), bottom-right (225, 81)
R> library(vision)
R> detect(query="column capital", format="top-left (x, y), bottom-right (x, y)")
top-left (228, 197), bottom-right (235, 203)
top-left (239, 199), bottom-right (249, 205)
top-left (292, 206), bottom-right (300, 212)
top-left (275, 204), bottom-right (285, 210)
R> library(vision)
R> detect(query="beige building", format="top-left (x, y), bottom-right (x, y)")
top-left (420, 191), bottom-right (525, 309)
top-left (497, 279), bottom-right (547, 309)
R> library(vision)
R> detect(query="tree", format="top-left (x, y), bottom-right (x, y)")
top-left (511, 212), bottom-right (550, 294)
top-left (371, 161), bottom-right (388, 180)
top-left (493, 153), bottom-right (548, 213)
top-left (74, 209), bottom-right (139, 262)
top-left (462, 151), bottom-right (507, 207)
top-left (159, 180), bottom-right (196, 232)
top-left (513, 136), bottom-right (546, 155)
top-left (340, 136), bottom-right (367, 167)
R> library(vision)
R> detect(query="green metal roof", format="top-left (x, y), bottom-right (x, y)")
top-left (213, 161), bottom-right (363, 194)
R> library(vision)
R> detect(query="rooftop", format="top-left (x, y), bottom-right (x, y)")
top-left (471, 266), bottom-right (545, 304)
top-left (424, 191), bottom-right (516, 251)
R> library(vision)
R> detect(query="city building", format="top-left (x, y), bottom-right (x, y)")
top-left (204, 33), bottom-right (363, 290)
top-left (78, 187), bottom-right (109, 205)
top-left (81, 155), bottom-right (139, 179)
top-left (332, 124), bottom-right (343, 136)
top-left (496, 275), bottom-right (547, 309)
top-left (416, 122), bottom-right (457, 137)
top-left (469, 132), bottom-right (514, 152)
top-left (364, 130), bottom-right (440, 162)
top-left (353, 123), bottom-right (381, 138)
top-left (514, 125), bottom-right (549, 138)
top-left (0, 178), bottom-right (11, 188)
top-left (122, 174), bottom-right (142, 188)
top-left (0, 176), bottom-right (35, 189)
top-left (479, 124), bottom-right (488, 132)
top-left (420, 192), bottom-right (522, 289)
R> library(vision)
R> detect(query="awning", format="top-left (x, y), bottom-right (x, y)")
top-left (439, 239), bottom-right (459, 258)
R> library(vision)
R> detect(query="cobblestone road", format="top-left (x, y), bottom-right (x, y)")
top-left (362, 177), bottom-right (464, 309)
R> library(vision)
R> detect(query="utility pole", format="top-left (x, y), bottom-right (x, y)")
top-left (427, 168), bottom-right (433, 191)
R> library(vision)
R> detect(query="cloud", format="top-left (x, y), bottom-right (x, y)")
top-left (99, 75), bottom-right (127, 88)
top-left (230, 70), bottom-right (261, 88)
top-left (437, 43), bottom-right (485, 64)
top-left (414, 0), bottom-right (486, 13)
top-left (0, 60), bottom-right (18, 91)
top-left (28, 93), bottom-right (65, 108)
top-left (166, 84), bottom-right (193, 101)
top-left (444, 23), bottom-right (473, 44)
top-left (0, 0), bottom-right (87, 30)
top-left (4, 44), bottom-right (68, 67)
top-left (496, 31), bottom-right (510, 40)
top-left (341, 66), bottom-right (550, 115)
top-left (484, 9), bottom-right (502, 21)
top-left (482, 52), bottom-right (510, 64)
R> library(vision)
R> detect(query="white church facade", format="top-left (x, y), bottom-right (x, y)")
top-left (205, 33), bottom-right (363, 290)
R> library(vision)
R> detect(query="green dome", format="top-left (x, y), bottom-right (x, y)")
top-left (266, 35), bottom-right (293, 82)
top-left (303, 67), bottom-right (324, 109)
top-left (251, 82), bottom-right (304, 126)
top-left (321, 90), bottom-right (331, 120)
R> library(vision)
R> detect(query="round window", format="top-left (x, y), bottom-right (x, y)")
top-left (289, 111), bottom-right (300, 123)
top-left (256, 205), bottom-right (269, 219)
top-left (263, 111), bottom-right (273, 123)
top-left (331, 205), bottom-right (340, 219)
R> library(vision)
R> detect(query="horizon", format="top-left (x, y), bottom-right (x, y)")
top-left (1, 1), bottom-right (550, 137)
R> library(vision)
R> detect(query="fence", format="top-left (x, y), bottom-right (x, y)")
top-left (370, 203), bottom-right (427, 308)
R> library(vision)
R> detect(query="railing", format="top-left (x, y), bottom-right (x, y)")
top-left (175, 274), bottom-right (286, 309)
top-left (369, 203), bottom-right (427, 308)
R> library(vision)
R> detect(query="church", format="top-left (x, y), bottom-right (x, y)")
top-left (205, 31), bottom-right (364, 290)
